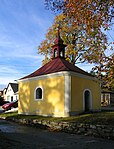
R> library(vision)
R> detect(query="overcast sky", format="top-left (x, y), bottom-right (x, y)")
top-left (0, 0), bottom-right (113, 90)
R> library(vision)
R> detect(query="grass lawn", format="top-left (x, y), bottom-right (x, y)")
top-left (1, 111), bottom-right (114, 126)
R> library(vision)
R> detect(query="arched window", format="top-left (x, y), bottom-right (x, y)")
top-left (35, 87), bottom-right (43, 100)
top-left (54, 48), bottom-right (58, 57)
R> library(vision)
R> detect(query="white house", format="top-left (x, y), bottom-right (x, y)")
top-left (5, 83), bottom-right (18, 102)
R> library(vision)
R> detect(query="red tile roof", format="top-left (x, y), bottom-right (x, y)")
top-left (20, 57), bottom-right (93, 80)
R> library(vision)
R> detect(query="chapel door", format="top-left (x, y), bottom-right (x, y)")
top-left (84, 90), bottom-right (91, 112)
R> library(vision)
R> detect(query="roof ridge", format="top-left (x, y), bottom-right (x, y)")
top-left (20, 57), bottom-right (93, 80)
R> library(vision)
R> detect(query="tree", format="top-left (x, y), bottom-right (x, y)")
top-left (39, 0), bottom-right (114, 65)
top-left (91, 53), bottom-right (114, 90)
top-left (104, 54), bottom-right (114, 90)
top-left (101, 54), bottom-right (114, 90)
top-left (0, 96), bottom-right (4, 106)
top-left (38, 0), bottom-right (114, 88)
top-left (38, 14), bottom-right (108, 65)
top-left (45, 0), bottom-right (114, 31)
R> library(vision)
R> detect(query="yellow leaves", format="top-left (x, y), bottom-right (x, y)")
top-left (55, 14), bottom-right (65, 23)
top-left (93, 53), bottom-right (114, 90)
top-left (65, 57), bottom-right (71, 62)
top-left (62, 0), bottom-right (113, 34)
top-left (46, 0), bottom-right (113, 33)
top-left (39, 0), bottom-right (112, 78)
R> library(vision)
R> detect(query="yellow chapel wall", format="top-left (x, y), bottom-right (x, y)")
top-left (71, 75), bottom-right (101, 113)
top-left (18, 75), bottom-right (65, 117)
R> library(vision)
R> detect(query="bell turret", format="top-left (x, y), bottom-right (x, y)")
top-left (52, 29), bottom-right (66, 58)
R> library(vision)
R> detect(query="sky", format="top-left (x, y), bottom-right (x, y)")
top-left (0, 0), bottom-right (113, 90)
top-left (0, 0), bottom-right (54, 89)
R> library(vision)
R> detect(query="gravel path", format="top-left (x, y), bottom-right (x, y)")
top-left (0, 119), bottom-right (114, 149)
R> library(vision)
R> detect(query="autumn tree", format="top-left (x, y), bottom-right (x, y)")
top-left (45, 0), bottom-right (114, 30)
top-left (97, 54), bottom-right (114, 90)
top-left (103, 54), bottom-right (114, 90)
top-left (38, 0), bottom-right (114, 88)
top-left (40, 0), bottom-right (114, 63)
top-left (38, 14), bottom-right (108, 65)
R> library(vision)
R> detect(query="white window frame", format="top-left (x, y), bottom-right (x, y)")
top-left (105, 93), bottom-right (110, 104)
top-left (34, 87), bottom-right (43, 101)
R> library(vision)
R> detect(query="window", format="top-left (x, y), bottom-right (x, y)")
top-left (35, 87), bottom-right (43, 100)
top-left (11, 96), bottom-right (13, 101)
top-left (7, 96), bottom-right (10, 101)
top-left (54, 48), bottom-right (58, 57)
top-left (101, 93), bottom-right (110, 106)
top-left (16, 95), bottom-right (18, 100)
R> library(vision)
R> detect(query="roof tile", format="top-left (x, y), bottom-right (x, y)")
top-left (20, 58), bottom-right (93, 80)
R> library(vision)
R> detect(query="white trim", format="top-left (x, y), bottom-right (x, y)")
top-left (18, 71), bottom-right (66, 83)
top-left (64, 74), bottom-right (71, 116)
top-left (18, 71), bottom-right (98, 83)
top-left (34, 86), bottom-right (43, 101)
top-left (83, 89), bottom-right (92, 111)
top-left (109, 93), bottom-right (110, 104)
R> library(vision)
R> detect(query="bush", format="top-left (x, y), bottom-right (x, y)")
top-left (0, 97), bottom-right (9, 106)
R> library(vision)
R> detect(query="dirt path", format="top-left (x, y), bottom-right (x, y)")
top-left (0, 119), bottom-right (114, 149)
